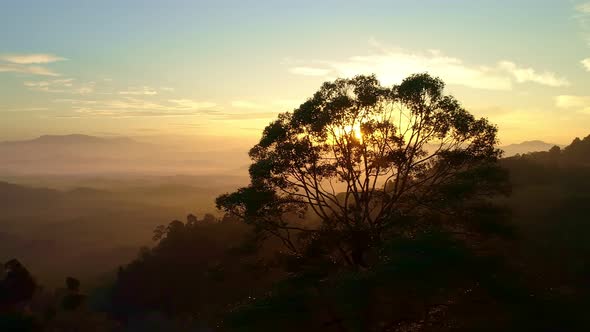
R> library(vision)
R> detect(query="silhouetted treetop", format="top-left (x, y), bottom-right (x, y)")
top-left (504, 133), bottom-right (590, 168)
top-left (218, 73), bottom-right (508, 268)
top-left (0, 259), bottom-right (37, 309)
top-left (62, 277), bottom-right (85, 311)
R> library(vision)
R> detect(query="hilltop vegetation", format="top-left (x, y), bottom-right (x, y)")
top-left (0, 176), bottom-right (246, 287)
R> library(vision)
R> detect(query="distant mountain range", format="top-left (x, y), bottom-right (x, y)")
top-left (0, 134), bottom-right (138, 146)
top-left (0, 134), bottom-right (566, 175)
top-left (0, 135), bottom-right (154, 175)
top-left (0, 134), bottom-right (251, 176)
top-left (500, 140), bottom-right (562, 157)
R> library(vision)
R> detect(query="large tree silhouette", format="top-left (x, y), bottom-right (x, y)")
top-left (217, 73), bottom-right (508, 267)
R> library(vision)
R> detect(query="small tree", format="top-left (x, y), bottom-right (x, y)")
top-left (217, 73), bottom-right (507, 267)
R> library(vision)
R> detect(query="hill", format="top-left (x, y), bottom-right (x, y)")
top-left (500, 134), bottom-right (590, 315)
top-left (0, 178), bottom-right (239, 287)
top-left (500, 140), bottom-right (562, 157)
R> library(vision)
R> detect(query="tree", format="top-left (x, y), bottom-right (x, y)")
top-left (111, 215), bottom-right (278, 323)
top-left (0, 259), bottom-right (37, 309)
top-left (62, 277), bottom-right (85, 311)
top-left (0, 259), bottom-right (39, 332)
top-left (217, 73), bottom-right (508, 268)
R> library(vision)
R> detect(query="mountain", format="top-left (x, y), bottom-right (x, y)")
top-left (561, 135), bottom-right (590, 164)
top-left (500, 140), bottom-right (561, 157)
top-left (0, 178), bottom-right (232, 286)
top-left (0, 134), bottom-right (156, 175)
top-left (501, 134), bottom-right (590, 186)
top-left (0, 134), bottom-right (250, 176)
top-left (0, 181), bottom-right (59, 212)
top-left (0, 134), bottom-right (140, 147)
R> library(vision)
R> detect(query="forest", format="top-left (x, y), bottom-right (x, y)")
top-left (2, 74), bottom-right (590, 332)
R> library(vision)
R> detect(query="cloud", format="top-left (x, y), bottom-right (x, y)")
top-left (0, 107), bottom-right (49, 113)
top-left (289, 67), bottom-right (332, 76)
top-left (169, 123), bottom-right (203, 129)
top-left (575, 2), bottom-right (590, 46)
top-left (0, 53), bottom-right (66, 64)
top-left (119, 86), bottom-right (158, 95)
top-left (24, 79), bottom-right (74, 88)
top-left (582, 58), bottom-right (590, 71)
top-left (288, 41), bottom-right (569, 90)
top-left (63, 109), bottom-right (208, 118)
top-left (76, 84), bottom-right (95, 94)
top-left (0, 53), bottom-right (66, 77)
top-left (53, 97), bottom-right (219, 118)
top-left (24, 66), bottom-right (61, 76)
top-left (272, 99), bottom-right (301, 110)
top-left (215, 112), bottom-right (280, 120)
top-left (52, 96), bottom-right (297, 120)
top-left (497, 61), bottom-right (570, 87)
top-left (0, 64), bottom-right (61, 76)
top-left (230, 99), bottom-right (301, 111)
top-left (555, 95), bottom-right (590, 113)
top-left (231, 100), bottom-right (266, 109)
top-left (168, 99), bottom-right (217, 110)
top-left (119, 86), bottom-right (175, 95)
top-left (24, 79), bottom-right (94, 93)
top-left (51, 97), bottom-right (290, 120)
top-left (576, 2), bottom-right (590, 14)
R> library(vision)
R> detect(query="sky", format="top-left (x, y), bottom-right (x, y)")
top-left (1, 0), bottom-right (590, 145)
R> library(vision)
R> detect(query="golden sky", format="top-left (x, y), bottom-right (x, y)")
top-left (1, 0), bottom-right (590, 145)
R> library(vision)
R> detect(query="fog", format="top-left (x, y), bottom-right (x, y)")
top-left (0, 134), bottom-right (255, 176)
top-left (2, 131), bottom-right (588, 331)
top-left (0, 133), bottom-right (561, 287)
top-left (0, 134), bottom-right (254, 287)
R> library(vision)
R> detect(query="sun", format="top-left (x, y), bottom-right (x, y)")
top-left (332, 124), bottom-right (363, 142)
top-left (345, 124), bottom-right (363, 140)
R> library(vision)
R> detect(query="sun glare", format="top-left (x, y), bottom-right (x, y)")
top-left (337, 124), bottom-right (363, 141)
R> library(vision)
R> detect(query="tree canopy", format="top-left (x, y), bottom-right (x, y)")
top-left (218, 73), bottom-right (509, 268)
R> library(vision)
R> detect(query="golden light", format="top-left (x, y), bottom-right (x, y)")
top-left (343, 124), bottom-right (363, 140)
top-left (329, 124), bottom-right (363, 144)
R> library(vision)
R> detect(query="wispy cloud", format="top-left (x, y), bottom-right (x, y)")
top-left (24, 79), bottom-right (74, 88)
top-left (289, 67), bottom-right (332, 76)
top-left (0, 53), bottom-right (66, 64)
top-left (52, 97), bottom-right (284, 120)
top-left (225, 99), bottom-right (302, 120)
top-left (272, 99), bottom-right (301, 110)
top-left (497, 61), bottom-right (570, 87)
top-left (582, 58), bottom-right (590, 71)
top-left (0, 53), bottom-right (66, 76)
top-left (222, 99), bottom-right (300, 120)
top-left (0, 64), bottom-right (61, 76)
top-left (575, 2), bottom-right (590, 46)
top-left (24, 79), bottom-right (94, 94)
top-left (119, 86), bottom-right (158, 95)
top-left (55, 110), bottom-right (210, 119)
top-left (168, 99), bottom-right (217, 110)
top-left (219, 112), bottom-right (281, 120)
top-left (53, 97), bottom-right (219, 118)
top-left (231, 100), bottom-right (266, 109)
top-left (288, 41), bottom-right (569, 90)
top-left (555, 95), bottom-right (590, 113)
top-left (577, 2), bottom-right (590, 14)
top-left (0, 107), bottom-right (49, 113)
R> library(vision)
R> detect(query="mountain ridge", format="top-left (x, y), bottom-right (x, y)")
top-left (500, 140), bottom-right (563, 157)
top-left (0, 134), bottom-right (141, 146)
